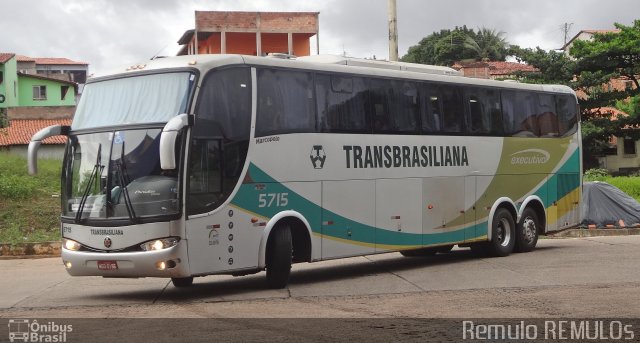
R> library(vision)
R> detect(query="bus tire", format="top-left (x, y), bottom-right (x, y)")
top-left (171, 277), bottom-right (193, 287)
top-left (266, 225), bottom-right (292, 289)
top-left (515, 207), bottom-right (539, 253)
top-left (486, 208), bottom-right (516, 257)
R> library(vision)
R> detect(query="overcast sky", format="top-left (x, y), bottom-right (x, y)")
top-left (2, 0), bottom-right (638, 74)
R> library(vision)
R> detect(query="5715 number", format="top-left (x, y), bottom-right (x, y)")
top-left (258, 193), bottom-right (289, 208)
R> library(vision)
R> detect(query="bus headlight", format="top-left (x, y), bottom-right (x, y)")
top-left (63, 238), bottom-right (81, 251)
top-left (140, 238), bottom-right (179, 251)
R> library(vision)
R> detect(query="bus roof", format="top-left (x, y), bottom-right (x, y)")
top-left (90, 54), bottom-right (575, 95)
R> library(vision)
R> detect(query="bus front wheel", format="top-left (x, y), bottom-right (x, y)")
top-left (171, 277), bottom-right (193, 287)
top-left (266, 225), bottom-right (292, 289)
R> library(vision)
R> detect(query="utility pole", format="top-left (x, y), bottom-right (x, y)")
top-left (562, 22), bottom-right (574, 47)
top-left (388, 0), bottom-right (398, 61)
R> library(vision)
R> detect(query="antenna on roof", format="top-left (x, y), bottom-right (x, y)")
top-left (150, 43), bottom-right (170, 60)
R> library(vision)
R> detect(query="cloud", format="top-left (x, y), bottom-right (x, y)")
top-left (1, 0), bottom-right (638, 74)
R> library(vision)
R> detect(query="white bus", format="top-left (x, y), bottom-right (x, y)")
top-left (28, 54), bottom-right (581, 288)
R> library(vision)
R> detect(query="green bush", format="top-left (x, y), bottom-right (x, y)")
top-left (583, 168), bottom-right (611, 181)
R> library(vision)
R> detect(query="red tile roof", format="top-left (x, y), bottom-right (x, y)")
top-left (452, 61), bottom-right (538, 77)
top-left (0, 119), bottom-right (71, 146)
top-left (0, 53), bottom-right (15, 64)
top-left (487, 61), bottom-right (537, 75)
top-left (32, 57), bottom-right (88, 65)
top-left (16, 55), bottom-right (35, 62)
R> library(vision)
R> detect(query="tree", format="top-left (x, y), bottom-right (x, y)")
top-left (512, 20), bottom-right (640, 170)
top-left (402, 26), bottom-right (479, 66)
top-left (509, 46), bottom-right (576, 85)
top-left (463, 28), bottom-right (508, 61)
top-left (402, 26), bottom-right (510, 66)
top-left (571, 20), bottom-right (640, 113)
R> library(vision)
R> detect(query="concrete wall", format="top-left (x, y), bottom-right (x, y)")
top-left (17, 75), bottom-right (76, 107)
top-left (7, 106), bottom-right (75, 120)
top-left (1, 144), bottom-right (66, 160)
top-left (599, 138), bottom-right (640, 175)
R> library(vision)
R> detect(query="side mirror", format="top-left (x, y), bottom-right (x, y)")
top-left (28, 125), bottom-right (70, 175)
top-left (159, 113), bottom-right (193, 170)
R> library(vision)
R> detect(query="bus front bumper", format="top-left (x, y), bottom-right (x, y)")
top-left (61, 240), bottom-right (190, 278)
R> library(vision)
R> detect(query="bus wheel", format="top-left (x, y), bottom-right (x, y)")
top-left (515, 208), bottom-right (539, 253)
top-left (171, 277), bottom-right (193, 287)
top-left (266, 225), bottom-right (292, 289)
top-left (487, 208), bottom-right (515, 257)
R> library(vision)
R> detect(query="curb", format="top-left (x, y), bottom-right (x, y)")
top-left (548, 228), bottom-right (640, 238)
top-left (0, 241), bottom-right (61, 258)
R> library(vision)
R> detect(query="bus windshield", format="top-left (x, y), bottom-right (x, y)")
top-left (72, 72), bottom-right (195, 130)
top-left (62, 128), bottom-right (181, 223)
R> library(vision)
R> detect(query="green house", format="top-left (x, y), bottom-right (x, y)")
top-left (0, 53), bottom-right (19, 110)
top-left (1, 53), bottom-right (77, 126)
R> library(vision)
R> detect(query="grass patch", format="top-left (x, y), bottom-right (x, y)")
top-left (0, 153), bottom-right (62, 244)
top-left (583, 174), bottom-right (640, 202)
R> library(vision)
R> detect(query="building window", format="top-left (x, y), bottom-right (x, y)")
top-left (623, 137), bottom-right (636, 156)
top-left (624, 80), bottom-right (634, 91)
top-left (33, 85), bottom-right (47, 100)
top-left (61, 85), bottom-right (70, 100)
top-left (0, 71), bottom-right (3, 85)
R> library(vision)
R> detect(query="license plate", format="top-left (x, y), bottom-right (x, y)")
top-left (97, 260), bottom-right (118, 270)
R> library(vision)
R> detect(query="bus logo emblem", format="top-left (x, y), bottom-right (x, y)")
top-left (310, 145), bottom-right (326, 169)
top-left (104, 237), bottom-right (112, 248)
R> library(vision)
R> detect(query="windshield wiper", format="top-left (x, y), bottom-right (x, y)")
top-left (114, 142), bottom-right (139, 223)
top-left (75, 144), bottom-right (103, 223)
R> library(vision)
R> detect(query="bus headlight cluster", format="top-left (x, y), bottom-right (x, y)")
top-left (140, 238), bottom-right (179, 251)
top-left (63, 238), bottom-right (82, 251)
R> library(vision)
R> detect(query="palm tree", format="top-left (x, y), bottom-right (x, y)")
top-left (464, 28), bottom-right (508, 61)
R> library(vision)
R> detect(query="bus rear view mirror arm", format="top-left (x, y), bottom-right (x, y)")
top-left (160, 113), bottom-right (193, 170)
top-left (28, 125), bottom-right (70, 175)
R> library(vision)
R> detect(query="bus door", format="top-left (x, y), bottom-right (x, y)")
top-left (321, 180), bottom-right (376, 259)
top-left (375, 178), bottom-right (423, 252)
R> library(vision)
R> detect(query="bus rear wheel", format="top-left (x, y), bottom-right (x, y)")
top-left (515, 208), bottom-right (539, 253)
top-left (266, 225), bottom-right (292, 289)
top-left (487, 208), bottom-right (516, 257)
top-left (171, 277), bottom-right (193, 287)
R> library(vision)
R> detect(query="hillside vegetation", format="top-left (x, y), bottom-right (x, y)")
top-left (0, 153), bottom-right (61, 244)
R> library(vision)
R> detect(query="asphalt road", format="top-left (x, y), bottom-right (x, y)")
top-left (1, 236), bottom-right (640, 342)
top-left (1, 235), bottom-right (639, 319)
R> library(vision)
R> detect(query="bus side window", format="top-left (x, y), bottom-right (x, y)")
top-left (256, 69), bottom-right (315, 136)
top-left (187, 139), bottom-right (222, 215)
top-left (537, 93), bottom-right (559, 137)
top-left (394, 81), bottom-right (420, 133)
top-left (465, 87), bottom-right (503, 136)
top-left (369, 78), bottom-right (393, 133)
top-left (440, 85), bottom-right (464, 134)
top-left (421, 85), bottom-right (442, 133)
top-left (556, 94), bottom-right (578, 137)
top-left (316, 74), bottom-right (369, 133)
